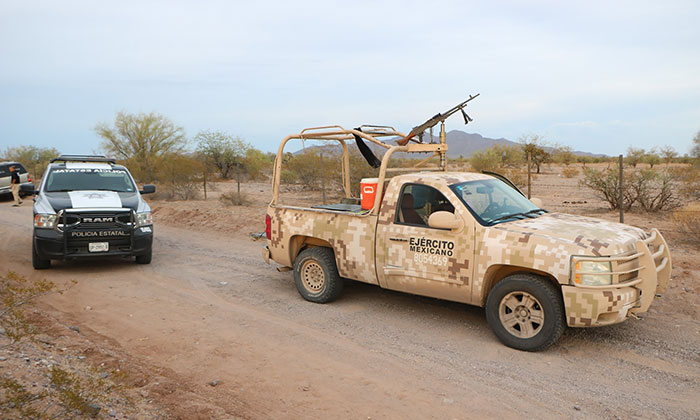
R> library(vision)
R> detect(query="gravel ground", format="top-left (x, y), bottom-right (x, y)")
top-left (0, 174), bottom-right (698, 419)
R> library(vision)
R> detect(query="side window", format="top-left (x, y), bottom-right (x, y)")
top-left (0, 164), bottom-right (8, 176)
top-left (395, 184), bottom-right (455, 227)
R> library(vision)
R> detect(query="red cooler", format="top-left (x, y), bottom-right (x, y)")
top-left (360, 178), bottom-right (379, 210)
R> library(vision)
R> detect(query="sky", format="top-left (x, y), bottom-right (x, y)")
top-left (1, 0), bottom-right (699, 156)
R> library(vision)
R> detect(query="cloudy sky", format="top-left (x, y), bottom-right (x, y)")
top-left (1, 0), bottom-right (698, 155)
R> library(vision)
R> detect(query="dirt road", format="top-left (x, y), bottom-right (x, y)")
top-left (1, 202), bottom-right (698, 420)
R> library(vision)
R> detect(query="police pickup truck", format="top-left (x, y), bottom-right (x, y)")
top-left (25, 155), bottom-right (155, 269)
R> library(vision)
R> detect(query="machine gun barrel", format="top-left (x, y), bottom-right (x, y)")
top-left (398, 93), bottom-right (480, 146)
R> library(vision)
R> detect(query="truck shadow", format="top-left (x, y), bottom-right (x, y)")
top-left (45, 257), bottom-right (143, 273)
top-left (339, 279), bottom-right (490, 329)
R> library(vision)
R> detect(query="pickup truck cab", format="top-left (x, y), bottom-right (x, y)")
top-left (263, 124), bottom-right (671, 351)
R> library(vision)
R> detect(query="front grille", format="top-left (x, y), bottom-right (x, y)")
top-left (59, 210), bottom-right (134, 255)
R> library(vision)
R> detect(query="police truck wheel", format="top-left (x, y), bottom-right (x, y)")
top-left (293, 247), bottom-right (343, 303)
top-left (135, 249), bottom-right (152, 264)
top-left (485, 273), bottom-right (565, 351)
top-left (32, 243), bottom-right (51, 270)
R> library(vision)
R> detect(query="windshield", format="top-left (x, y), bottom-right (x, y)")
top-left (450, 178), bottom-right (544, 225)
top-left (45, 168), bottom-right (135, 193)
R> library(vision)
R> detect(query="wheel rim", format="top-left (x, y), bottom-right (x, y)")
top-left (498, 291), bottom-right (544, 339)
top-left (301, 260), bottom-right (325, 294)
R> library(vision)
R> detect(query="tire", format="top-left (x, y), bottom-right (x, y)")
top-left (485, 273), bottom-right (565, 351)
top-left (32, 242), bottom-right (51, 270)
top-left (135, 248), bottom-right (152, 264)
top-left (293, 247), bottom-right (343, 303)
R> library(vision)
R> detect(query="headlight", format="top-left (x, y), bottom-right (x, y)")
top-left (34, 214), bottom-right (57, 228)
top-left (136, 211), bottom-right (153, 227)
top-left (574, 259), bottom-right (612, 286)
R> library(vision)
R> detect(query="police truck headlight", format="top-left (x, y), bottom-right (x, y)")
top-left (574, 259), bottom-right (612, 286)
top-left (34, 214), bottom-right (57, 229)
top-left (136, 211), bottom-right (153, 227)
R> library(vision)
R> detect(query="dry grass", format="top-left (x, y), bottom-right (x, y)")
top-left (561, 167), bottom-right (579, 178)
top-left (672, 203), bottom-right (700, 244)
top-left (220, 191), bottom-right (252, 206)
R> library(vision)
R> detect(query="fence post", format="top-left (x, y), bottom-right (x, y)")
top-left (527, 152), bottom-right (532, 199)
top-left (619, 154), bottom-right (624, 223)
top-left (236, 163), bottom-right (241, 204)
top-left (203, 168), bottom-right (207, 200)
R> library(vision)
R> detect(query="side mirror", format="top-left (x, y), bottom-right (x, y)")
top-left (530, 197), bottom-right (543, 208)
top-left (140, 184), bottom-right (156, 195)
top-left (428, 211), bottom-right (463, 231)
top-left (19, 184), bottom-right (38, 195)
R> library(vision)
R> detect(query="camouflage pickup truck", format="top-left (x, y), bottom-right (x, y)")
top-left (262, 121), bottom-right (671, 351)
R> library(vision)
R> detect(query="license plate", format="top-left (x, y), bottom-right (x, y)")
top-left (88, 242), bottom-right (109, 252)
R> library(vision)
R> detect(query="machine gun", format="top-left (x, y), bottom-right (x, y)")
top-left (397, 93), bottom-right (480, 146)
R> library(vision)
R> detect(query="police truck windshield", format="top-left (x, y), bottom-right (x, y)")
top-left (45, 168), bottom-right (136, 193)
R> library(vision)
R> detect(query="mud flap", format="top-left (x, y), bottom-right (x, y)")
top-left (262, 246), bottom-right (271, 264)
top-left (630, 240), bottom-right (657, 314)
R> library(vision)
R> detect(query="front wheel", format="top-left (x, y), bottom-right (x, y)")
top-left (135, 248), bottom-right (152, 264)
top-left (32, 242), bottom-right (51, 269)
top-left (293, 247), bottom-right (343, 303)
top-left (485, 273), bottom-right (565, 351)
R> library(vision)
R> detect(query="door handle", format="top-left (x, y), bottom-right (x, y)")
top-left (389, 237), bottom-right (408, 242)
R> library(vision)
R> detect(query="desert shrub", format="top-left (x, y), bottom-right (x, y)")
top-left (672, 203), bottom-right (700, 245)
top-left (279, 169), bottom-right (297, 184)
top-left (0, 272), bottom-right (129, 419)
top-left (96, 111), bottom-right (187, 183)
top-left (562, 167), bottom-right (579, 178)
top-left (220, 191), bottom-right (252, 206)
top-left (581, 167), bottom-right (681, 212)
top-left (469, 148), bottom-right (502, 172)
top-left (1, 362), bottom-right (123, 419)
top-left (283, 148), bottom-right (343, 192)
top-left (625, 147), bottom-right (646, 168)
top-left (644, 151), bottom-right (661, 168)
top-left (580, 167), bottom-right (635, 210)
top-left (501, 168), bottom-right (530, 190)
top-left (519, 134), bottom-right (550, 173)
top-left (1, 271), bottom-right (56, 344)
top-left (629, 169), bottom-right (680, 212)
top-left (155, 153), bottom-right (204, 200)
top-left (3, 145), bottom-right (60, 179)
top-left (673, 166), bottom-right (700, 200)
top-left (470, 144), bottom-right (523, 172)
top-left (552, 145), bottom-right (576, 166)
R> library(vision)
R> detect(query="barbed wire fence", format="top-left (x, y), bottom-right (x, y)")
top-left (518, 152), bottom-right (700, 237)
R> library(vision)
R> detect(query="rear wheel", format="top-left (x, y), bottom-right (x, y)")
top-left (293, 247), bottom-right (343, 303)
top-left (135, 248), bottom-right (152, 264)
top-left (485, 273), bottom-right (565, 351)
top-left (32, 242), bottom-right (51, 269)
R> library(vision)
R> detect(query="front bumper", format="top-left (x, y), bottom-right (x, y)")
top-left (563, 228), bottom-right (671, 327)
top-left (34, 226), bottom-right (153, 260)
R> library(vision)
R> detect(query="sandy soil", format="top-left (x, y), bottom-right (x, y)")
top-left (1, 166), bottom-right (699, 419)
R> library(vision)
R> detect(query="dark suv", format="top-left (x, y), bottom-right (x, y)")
top-left (27, 155), bottom-right (156, 269)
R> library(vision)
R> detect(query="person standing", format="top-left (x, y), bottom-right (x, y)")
top-left (9, 165), bottom-right (22, 206)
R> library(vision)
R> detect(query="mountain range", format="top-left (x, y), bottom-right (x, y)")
top-left (292, 130), bottom-right (605, 158)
